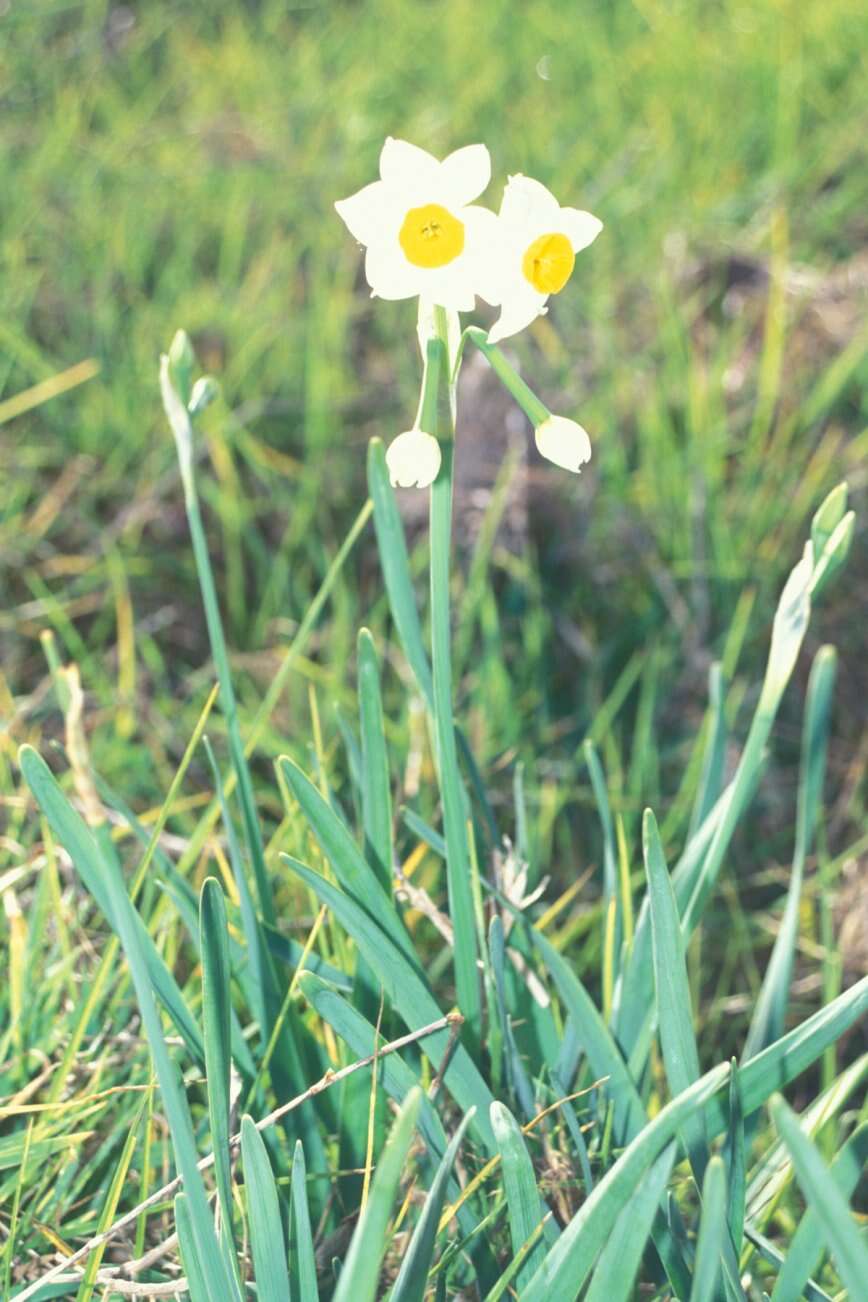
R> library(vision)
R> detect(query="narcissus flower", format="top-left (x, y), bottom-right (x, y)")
top-left (385, 427), bottom-right (442, 488)
top-left (335, 138), bottom-right (499, 312)
top-left (534, 415), bottom-right (592, 473)
top-left (486, 175), bottom-right (602, 344)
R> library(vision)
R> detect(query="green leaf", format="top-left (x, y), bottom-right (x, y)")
top-left (689, 1155), bottom-right (727, 1302)
top-left (391, 1109), bottom-right (476, 1302)
top-left (810, 482), bottom-right (847, 560)
top-left (771, 1121), bottom-right (868, 1302)
top-left (707, 976), bottom-right (868, 1132)
top-left (298, 971), bottom-right (451, 1162)
top-left (20, 745), bottom-right (238, 1301)
top-left (282, 858), bottom-right (496, 1152)
top-left (809, 511), bottom-right (854, 599)
top-left (745, 1052), bottom-right (868, 1225)
top-left (199, 878), bottom-right (236, 1265)
top-left (332, 1088), bottom-right (422, 1302)
top-left (175, 1192), bottom-right (212, 1302)
top-left (289, 1141), bottom-right (318, 1302)
top-left (769, 1094), bottom-right (868, 1300)
top-left (643, 808), bottom-right (708, 1179)
top-left (366, 438), bottom-right (434, 708)
top-left (280, 757), bottom-right (414, 965)
top-left (19, 745), bottom-right (204, 1065)
top-left (241, 1115), bottom-right (291, 1302)
top-left (491, 1102), bottom-right (548, 1288)
top-left (724, 1060), bottom-right (745, 1253)
top-left (743, 646), bottom-right (837, 1059)
top-left (584, 1144), bottom-right (676, 1302)
top-left (519, 1064), bottom-right (730, 1302)
top-left (357, 627), bottom-right (393, 893)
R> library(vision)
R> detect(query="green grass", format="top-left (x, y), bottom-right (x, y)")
top-left (2, 0), bottom-right (867, 1297)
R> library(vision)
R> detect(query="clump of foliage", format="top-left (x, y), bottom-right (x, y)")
top-left (6, 329), bottom-right (865, 1301)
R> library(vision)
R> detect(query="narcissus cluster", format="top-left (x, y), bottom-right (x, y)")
top-left (336, 138), bottom-right (601, 487)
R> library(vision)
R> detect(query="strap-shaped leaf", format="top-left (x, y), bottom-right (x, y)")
top-left (770, 1094), bottom-right (868, 1300)
top-left (491, 1102), bottom-right (548, 1287)
top-left (519, 1065), bottom-right (730, 1302)
top-left (332, 1089), bottom-right (422, 1302)
top-left (390, 1109), bottom-right (476, 1302)
top-left (289, 1141), bottom-right (318, 1302)
top-left (282, 857), bottom-right (496, 1152)
top-left (241, 1116), bottom-right (291, 1302)
top-left (584, 1144), bottom-right (676, 1302)
top-left (689, 1156), bottom-right (727, 1302)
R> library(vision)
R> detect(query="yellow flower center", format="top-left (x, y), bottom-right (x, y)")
top-left (399, 203), bottom-right (465, 269)
top-left (522, 232), bottom-right (575, 295)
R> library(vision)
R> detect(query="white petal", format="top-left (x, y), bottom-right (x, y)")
top-left (559, 207), bottom-right (603, 253)
top-left (499, 174), bottom-right (561, 233)
top-left (386, 429), bottom-right (442, 488)
top-left (462, 205), bottom-right (513, 306)
top-left (365, 244), bottom-right (423, 300)
top-left (439, 143), bottom-right (491, 206)
top-left (534, 415), bottom-right (592, 473)
top-left (416, 259), bottom-right (477, 313)
top-left (379, 137), bottom-right (441, 195)
top-left (487, 284), bottom-right (547, 344)
top-left (334, 180), bottom-right (398, 247)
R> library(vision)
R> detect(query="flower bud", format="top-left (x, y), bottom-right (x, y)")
top-left (188, 375), bottom-right (219, 415)
top-left (168, 329), bottom-right (195, 405)
top-left (534, 415), bottom-right (592, 473)
top-left (385, 429), bottom-right (442, 489)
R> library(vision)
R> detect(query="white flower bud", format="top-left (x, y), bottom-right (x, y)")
top-left (534, 415), bottom-right (592, 473)
top-left (385, 429), bottom-right (442, 489)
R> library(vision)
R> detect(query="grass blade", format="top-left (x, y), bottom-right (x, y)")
top-left (199, 878), bottom-right (236, 1264)
top-left (519, 1064), bottom-right (730, 1302)
top-left (174, 1192), bottom-right (212, 1302)
top-left (357, 627), bottom-right (393, 893)
top-left (689, 1155), bottom-right (727, 1302)
top-left (491, 1102), bottom-right (548, 1288)
top-left (643, 808), bottom-right (708, 1179)
top-left (19, 747), bottom-right (204, 1066)
top-left (584, 1143), bottom-right (676, 1302)
top-left (241, 1115), bottom-right (291, 1302)
top-left (280, 756), bottom-right (413, 963)
top-left (332, 1088), bottom-right (422, 1302)
top-left (20, 745), bottom-right (239, 1300)
top-left (282, 857), bottom-right (496, 1151)
top-left (391, 1109), bottom-right (476, 1302)
top-left (289, 1141), bottom-right (318, 1302)
top-left (771, 1121), bottom-right (868, 1302)
top-left (743, 646), bottom-right (837, 1059)
top-left (769, 1094), bottom-right (868, 1300)
top-left (724, 1060), bottom-right (745, 1253)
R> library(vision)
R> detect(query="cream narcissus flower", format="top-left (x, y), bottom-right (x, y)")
top-left (485, 175), bottom-right (602, 344)
top-left (335, 138), bottom-right (499, 312)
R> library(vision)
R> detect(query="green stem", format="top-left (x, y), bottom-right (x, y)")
top-left (429, 308), bottom-right (481, 1043)
top-left (464, 326), bottom-right (550, 426)
top-left (162, 360), bottom-right (274, 926)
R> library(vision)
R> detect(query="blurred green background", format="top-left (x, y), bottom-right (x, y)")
top-left (2, 0), bottom-right (866, 869)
